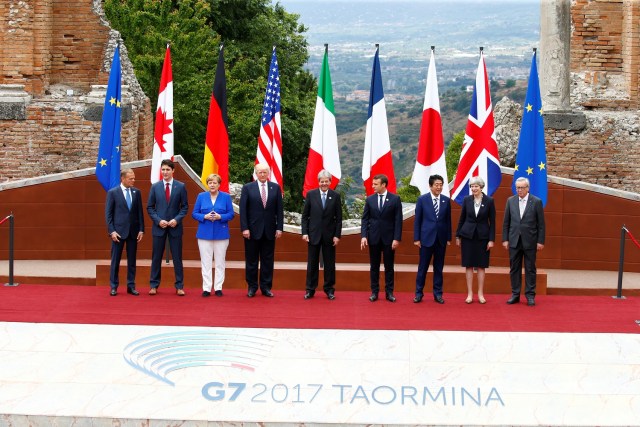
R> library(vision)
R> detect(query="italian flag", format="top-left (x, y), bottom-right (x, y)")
top-left (302, 45), bottom-right (341, 197)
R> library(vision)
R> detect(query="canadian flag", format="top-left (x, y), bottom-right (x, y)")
top-left (410, 48), bottom-right (450, 196)
top-left (150, 45), bottom-right (174, 183)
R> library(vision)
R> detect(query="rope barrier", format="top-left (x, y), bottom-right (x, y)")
top-left (623, 227), bottom-right (640, 250)
top-left (0, 215), bottom-right (10, 226)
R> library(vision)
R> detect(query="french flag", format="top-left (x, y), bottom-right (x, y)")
top-left (450, 50), bottom-right (501, 204)
top-left (410, 48), bottom-right (450, 196)
top-left (362, 45), bottom-right (396, 195)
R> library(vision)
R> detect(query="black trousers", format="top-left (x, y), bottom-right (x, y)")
top-left (244, 236), bottom-right (276, 293)
top-left (305, 239), bottom-right (336, 294)
top-left (368, 242), bottom-right (395, 295)
top-left (109, 235), bottom-right (138, 290)
top-left (508, 237), bottom-right (538, 298)
top-left (150, 234), bottom-right (184, 289)
top-left (415, 242), bottom-right (447, 298)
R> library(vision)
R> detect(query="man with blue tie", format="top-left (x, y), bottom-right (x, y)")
top-left (360, 174), bottom-right (403, 302)
top-left (147, 159), bottom-right (189, 296)
top-left (413, 174), bottom-right (452, 304)
top-left (105, 168), bottom-right (145, 296)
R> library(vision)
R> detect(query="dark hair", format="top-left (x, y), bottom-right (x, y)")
top-left (429, 174), bottom-right (444, 186)
top-left (160, 159), bottom-right (175, 170)
top-left (373, 174), bottom-right (388, 187)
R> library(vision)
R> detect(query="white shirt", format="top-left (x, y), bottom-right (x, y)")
top-left (519, 195), bottom-right (528, 218)
top-left (163, 179), bottom-right (173, 196)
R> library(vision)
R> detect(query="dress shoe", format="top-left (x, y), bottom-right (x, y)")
top-left (304, 292), bottom-right (315, 300)
top-left (385, 293), bottom-right (396, 302)
top-left (413, 295), bottom-right (423, 303)
top-left (465, 296), bottom-right (473, 304)
top-left (369, 293), bottom-right (378, 302)
top-left (202, 291), bottom-right (211, 297)
top-left (479, 296), bottom-right (487, 304)
top-left (506, 295), bottom-right (520, 304)
top-left (110, 289), bottom-right (117, 296)
top-left (176, 289), bottom-right (185, 296)
top-left (327, 292), bottom-right (335, 300)
top-left (434, 296), bottom-right (445, 304)
top-left (215, 290), bottom-right (223, 297)
top-left (127, 288), bottom-right (139, 296)
top-left (148, 287), bottom-right (157, 295)
top-left (247, 290), bottom-right (256, 298)
top-left (527, 298), bottom-right (535, 306)
top-left (262, 290), bottom-right (274, 298)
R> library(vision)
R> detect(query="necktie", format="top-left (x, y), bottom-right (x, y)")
top-left (322, 192), bottom-right (326, 209)
top-left (261, 183), bottom-right (267, 208)
top-left (433, 197), bottom-right (439, 217)
top-left (165, 183), bottom-right (170, 203)
top-left (379, 194), bottom-right (384, 211)
top-left (519, 198), bottom-right (526, 218)
top-left (125, 188), bottom-right (132, 210)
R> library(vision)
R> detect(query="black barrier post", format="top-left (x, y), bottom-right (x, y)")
top-left (165, 234), bottom-right (171, 264)
top-left (613, 225), bottom-right (626, 299)
top-left (3, 214), bottom-right (19, 287)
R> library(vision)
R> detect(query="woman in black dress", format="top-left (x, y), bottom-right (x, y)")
top-left (455, 176), bottom-right (495, 304)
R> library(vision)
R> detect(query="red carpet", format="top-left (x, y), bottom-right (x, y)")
top-left (1, 284), bottom-right (639, 333)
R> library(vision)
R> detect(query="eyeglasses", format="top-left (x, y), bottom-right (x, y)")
top-left (516, 186), bottom-right (528, 190)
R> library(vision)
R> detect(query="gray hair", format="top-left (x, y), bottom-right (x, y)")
top-left (469, 176), bottom-right (485, 189)
top-left (515, 177), bottom-right (530, 188)
top-left (317, 169), bottom-right (332, 181)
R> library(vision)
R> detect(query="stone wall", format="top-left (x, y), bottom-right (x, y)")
top-left (0, 0), bottom-right (152, 183)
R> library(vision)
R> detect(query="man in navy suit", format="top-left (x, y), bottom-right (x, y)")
top-left (413, 174), bottom-right (452, 304)
top-left (301, 170), bottom-right (342, 300)
top-left (360, 174), bottom-right (403, 302)
top-left (147, 159), bottom-right (189, 296)
top-left (502, 177), bottom-right (545, 306)
top-left (239, 163), bottom-right (284, 298)
top-left (105, 168), bottom-right (145, 296)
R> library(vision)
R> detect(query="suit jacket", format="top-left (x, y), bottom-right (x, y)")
top-left (239, 180), bottom-right (284, 240)
top-left (413, 192), bottom-right (452, 247)
top-left (191, 191), bottom-right (235, 240)
top-left (301, 188), bottom-right (342, 245)
top-left (456, 194), bottom-right (496, 241)
top-left (105, 185), bottom-right (145, 239)
top-left (502, 193), bottom-right (545, 250)
top-left (361, 192), bottom-right (403, 245)
top-left (146, 179), bottom-right (189, 237)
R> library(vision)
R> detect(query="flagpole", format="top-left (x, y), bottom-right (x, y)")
top-left (371, 43), bottom-right (379, 173)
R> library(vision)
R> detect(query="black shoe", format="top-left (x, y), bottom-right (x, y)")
top-left (127, 288), bottom-right (139, 296)
top-left (369, 293), bottom-right (378, 302)
top-left (304, 292), bottom-right (315, 299)
top-left (215, 290), bottom-right (223, 297)
top-left (247, 290), bottom-right (256, 298)
top-left (327, 292), bottom-right (335, 300)
top-left (506, 295), bottom-right (520, 305)
top-left (110, 289), bottom-right (117, 296)
top-left (385, 293), bottom-right (396, 302)
top-left (527, 298), bottom-right (535, 306)
top-left (202, 291), bottom-right (211, 297)
top-left (434, 296), bottom-right (445, 304)
top-left (262, 290), bottom-right (274, 298)
top-left (413, 295), bottom-right (423, 303)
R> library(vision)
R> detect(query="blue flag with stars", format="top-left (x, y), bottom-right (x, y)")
top-left (513, 51), bottom-right (547, 206)
top-left (96, 46), bottom-right (122, 191)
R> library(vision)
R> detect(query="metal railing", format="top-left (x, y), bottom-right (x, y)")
top-left (615, 224), bottom-right (640, 299)
top-left (1, 213), bottom-right (18, 287)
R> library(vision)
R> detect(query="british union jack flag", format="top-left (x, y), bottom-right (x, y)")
top-left (450, 51), bottom-right (501, 205)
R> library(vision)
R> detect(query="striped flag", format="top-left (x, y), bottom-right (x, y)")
top-left (254, 46), bottom-right (283, 191)
top-left (150, 45), bottom-right (174, 183)
top-left (303, 45), bottom-right (340, 198)
top-left (201, 45), bottom-right (229, 192)
top-left (95, 45), bottom-right (122, 191)
top-left (410, 48), bottom-right (449, 196)
top-left (450, 50), bottom-right (501, 204)
top-left (362, 46), bottom-right (396, 195)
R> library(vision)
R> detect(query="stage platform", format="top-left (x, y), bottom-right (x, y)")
top-left (2, 259), bottom-right (640, 296)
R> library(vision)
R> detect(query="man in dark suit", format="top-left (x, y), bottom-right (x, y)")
top-left (413, 174), bottom-right (452, 304)
top-left (147, 159), bottom-right (189, 296)
top-left (239, 163), bottom-right (284, 298)
top-left (105, 168), bottom-right (145, 296)
top-left (360, 174), bottom-right (403, 302)
top-left (502, 176), bottom-right (545, 306)
top-left (301, 170), bottom-right (342, 300)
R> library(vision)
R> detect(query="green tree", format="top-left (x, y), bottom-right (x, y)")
top-left (445, 130), bottom-right (465, 182)
top-left (396, 174), bottom-right (421, 203)
top-left (105, 0), bottom-right (316, 211)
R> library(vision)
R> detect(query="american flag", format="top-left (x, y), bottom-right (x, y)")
top-left (254, 46), bottom-right (283, 191)
top-left (450, 51), bottom-right (501, 205)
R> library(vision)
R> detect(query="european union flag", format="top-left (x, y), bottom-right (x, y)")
top-left (513, 50), bottom-right (547, 207)
top-left (96, 46), bottom-right (122, 191)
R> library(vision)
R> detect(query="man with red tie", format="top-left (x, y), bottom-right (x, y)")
top-left (147, 159), bottom-right (189, 296)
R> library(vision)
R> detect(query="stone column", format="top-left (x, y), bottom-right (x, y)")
top-left (539, 0), bottom-right (571, 112)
